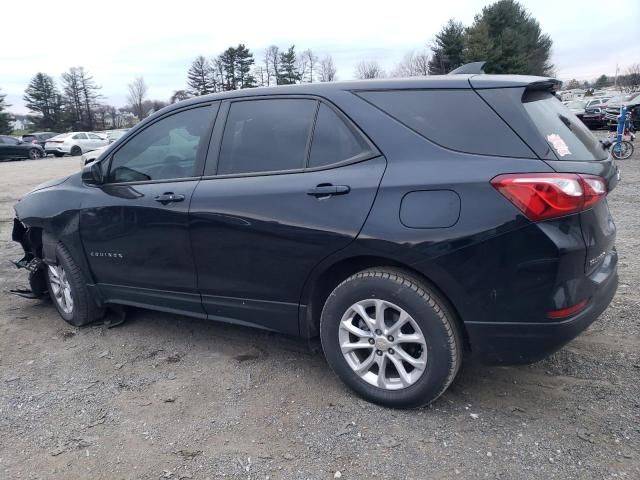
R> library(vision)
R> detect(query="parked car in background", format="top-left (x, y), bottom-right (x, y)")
top-left (21, 132), bottom-right (60, 150)
top-left (12, 71), bottom-right (619, 408)
top-left (581, 98), bottom-right (612, 129)
top-left (604, 93), bottom-right (640, 129)
top-left (0, 135), bottom-right (45, 160)
top-left (104, 129), bottom-right (128, 143)
top-left (45, 132), bottom-right (109, 157)
top-left (80, 145), bottom-right (107, 167)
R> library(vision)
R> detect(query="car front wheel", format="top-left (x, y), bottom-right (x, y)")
top-left (28, 148), bottom-right (41, 160)
top-left (46, 243), bottom-right (104, 326)
top-left (320, 268), bottom-right (462, 408)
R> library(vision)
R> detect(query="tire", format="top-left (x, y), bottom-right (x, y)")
top-left (611, 140), bottom-right (634, 160)
top-left (28, 148), bottom-right (40, 160)
top-left (53, 152), bottom-right (64, 158)
top-left (46, 243), bottom-right (104, 327)
top-left (70, 145), bottom-right (82, 156)
top-left (320, 268), bottom-right (462, 408)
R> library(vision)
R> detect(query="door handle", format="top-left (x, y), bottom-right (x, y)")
top-left (306, 184), bottom-right (351, 198)
top-left (154, 192), bottom-right (185, 204)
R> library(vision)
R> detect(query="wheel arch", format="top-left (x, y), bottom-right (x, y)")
top-left (299, 254), bottom-right (470, 351)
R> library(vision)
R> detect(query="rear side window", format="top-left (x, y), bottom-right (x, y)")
top-left (218, 99), bottom-right (316, 175)
top-left (522, 91), bottom-right (607, 161)
top-left (358, 89), bottom-right (533, 158)
top-left (308, 104), bottom-right (370, 168)
top-left (73, 133), bottom-right (87, 140)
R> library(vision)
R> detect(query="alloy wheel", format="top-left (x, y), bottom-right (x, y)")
top-left (338, 299), bottom-right (427, 390)
top-left (48, 264), bottom-right (74, 315)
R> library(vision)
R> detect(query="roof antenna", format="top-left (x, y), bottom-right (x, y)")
top-left (448, 62), bottom-right (486, 75)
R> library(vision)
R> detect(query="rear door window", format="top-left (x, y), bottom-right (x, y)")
top-left (308, 104), bottom-right (371, 168)
top-left (217, 99), bottom-right (316, 175)
top-left (358, 89), bottom-right (533, 158)
top-left (522, 91), bottom-right (607, 161)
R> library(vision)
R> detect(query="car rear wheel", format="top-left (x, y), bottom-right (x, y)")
top-left (70, 146), bottom-right (82, 156)
top-left (46, 243), bottom-right (104, 327)
top-left (320, 268), bottom-right (462, 408)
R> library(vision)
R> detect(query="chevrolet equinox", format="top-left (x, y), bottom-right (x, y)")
top-left (12, 67), bottom-right (619, 408)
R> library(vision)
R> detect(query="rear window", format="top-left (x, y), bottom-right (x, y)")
top-left (523, 91), bottom-right (607, 161)
top-left (357, 89), bottom-right (533, 158)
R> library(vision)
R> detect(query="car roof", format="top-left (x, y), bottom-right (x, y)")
top-left (171, 74), bottom-right (557, 108)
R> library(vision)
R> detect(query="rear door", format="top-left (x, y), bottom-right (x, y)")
top-left (189, 97), bottom-right (385, 334)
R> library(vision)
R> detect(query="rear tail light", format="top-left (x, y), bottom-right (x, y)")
top-left (546, 299), bottom-right (589, 319)
top-left (491, 173), bottom-right (607, 221)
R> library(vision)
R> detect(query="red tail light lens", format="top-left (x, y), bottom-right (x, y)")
top-left (491, 173), bottom-right (607, 221)
top-left (546, 299), bottom-right (589, 319)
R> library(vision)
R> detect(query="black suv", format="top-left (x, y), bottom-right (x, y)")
top-left (12, 70), bottom-right (619, 408)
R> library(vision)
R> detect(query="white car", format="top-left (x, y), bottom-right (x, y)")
top-left (45, 132), bottom-right (108, 157)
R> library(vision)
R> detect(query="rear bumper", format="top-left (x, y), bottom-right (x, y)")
top-left (465, 250), bottom-right (618, 365)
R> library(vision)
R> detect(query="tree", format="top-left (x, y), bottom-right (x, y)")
top-left (170, 89), bottom-right (190, 104)
top-left (187, 56), bottom-right (216, 96)
top-left (463, 0), bottom-right (554, 76)
top-left (264, 45), bottom-right (280, 86)
top-left (235, 44), bottom-right (256, 89)
top-left (78, 68), bottom-right (101, 131)
top-left (565, 78), bottom-right (581, 90)
top-left (355, 61), bottom-right (385, 79)
top-left (278, 45), bottom-right (301, 85)
top-left (319, 55), bottom-right (337, 82)
top-left (61, 67), bottom-right (85, 130)
top-left (428, 20), bottom-right (465, 74)
top-left (0, 89), bottom-right (13, 134)
top-left (594, 74), bottom-right (609, 89)
top-left (127, 77), bottom-right (148, 120)
top-left (299, 49), bottom-right (319, 83)
top-left (621, 64), bottom-right (640, 92)
top-left (392, 50), bottom-right (430, 77)
top-left (23, 73), bottom-right (65, 131)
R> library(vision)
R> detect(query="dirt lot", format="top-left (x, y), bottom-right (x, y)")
top-left (0, 149), bottom-right (639, 480)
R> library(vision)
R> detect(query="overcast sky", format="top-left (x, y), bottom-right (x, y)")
top-left (2, 0), bottom-right (639, 114)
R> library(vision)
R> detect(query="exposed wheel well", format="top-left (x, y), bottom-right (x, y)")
top-left (303, 255), bottom-right (470, 351)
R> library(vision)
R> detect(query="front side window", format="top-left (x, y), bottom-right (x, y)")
top-left (108, 106), bottom-right (212, 183)
top-left (308, 104), bottom-right (370, 168)
top-left (217, 99), bottom-right (316, 175)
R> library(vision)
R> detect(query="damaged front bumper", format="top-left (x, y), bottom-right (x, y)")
top-left (10, 218), bottom-right (47, 298)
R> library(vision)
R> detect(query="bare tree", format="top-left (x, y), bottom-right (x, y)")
top-left (254, 65), bottom-right (268, 87)
top-left (264, 45), bottom-right (280, 86)
top-left (299, 49), bottom-right (319, 83)
top-left (355, 61), bottom-right (385, 80)
top-left (391, 50), bottom-right (430, 77)
top-left (319, 55), bottom-right (337, 82)
top-left (621, 63), bottom-right (640, 92)
top-left (127, 77), bottom-right (148, 120)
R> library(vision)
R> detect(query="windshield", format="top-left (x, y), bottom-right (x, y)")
top-left (523, 90), bottom-right (607, 161)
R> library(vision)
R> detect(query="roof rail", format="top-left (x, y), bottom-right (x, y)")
top-left (448, 62), bottom-right (486, 75)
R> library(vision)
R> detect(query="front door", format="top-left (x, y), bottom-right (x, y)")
top-left (80, 104), bottom-right (217, 316)
top-left (190, 98), bottom-right (385, 334)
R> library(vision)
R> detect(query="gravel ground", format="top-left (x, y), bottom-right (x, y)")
top-left (0, 148), bottom-right (638, 480)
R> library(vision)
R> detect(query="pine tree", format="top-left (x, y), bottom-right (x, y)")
top-left (464, 0), bottom-right (554, 76)
top-left (218, 48), bottom-right (237, 91)
top-left (428, 20), bottom-right (466, 74)
top-left (187, 56), bottom-right (216, 96)
top-left (23, 73), bottom-right (65, 131)
top-left (0, 89), bottom-right (13, 134)
top-left (594, 74), bottom-right (609, 88)
top-left (235, 44), bottom-right (256, 89)
top-left (278, 45), bottom-right (301, 85)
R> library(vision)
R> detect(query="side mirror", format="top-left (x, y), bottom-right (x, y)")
top-left (81, 161), bottom-right (104, 185)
